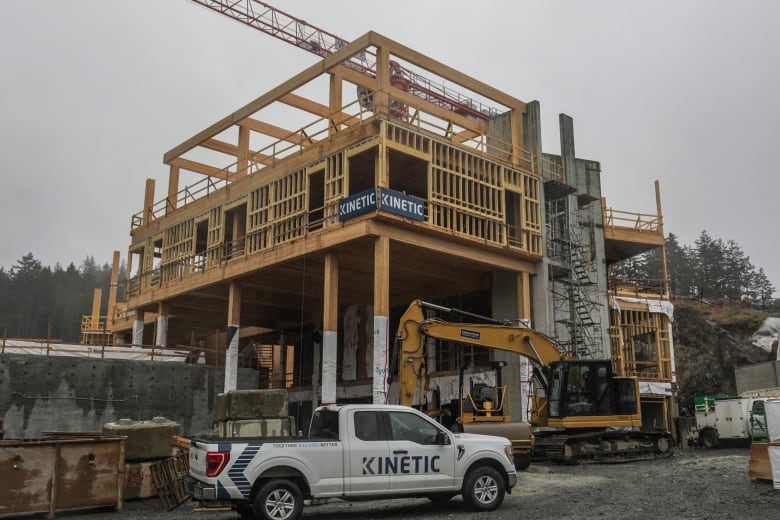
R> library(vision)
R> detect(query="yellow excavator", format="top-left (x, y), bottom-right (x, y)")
top-left (394, 299), bottom-right (672, 464)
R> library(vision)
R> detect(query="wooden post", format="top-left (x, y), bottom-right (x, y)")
top-left (329, 73), bottom-right (342, 137)
top-left (107, 251), bottom-right (120, 338)
top-left (237, 125), bottom-right (250, 177)
top-left (143, 179), bottom-right (155, 226)
top-left (322, 252), bottom-right (339, 404)
top-left (167, 165), bottom-right (180, 212)
top-left (518, 271), bottom-right (531, 323)
top-left (373, 236), bottom-right (390, 404)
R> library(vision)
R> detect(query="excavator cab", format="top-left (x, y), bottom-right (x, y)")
top-left (540, 360), bottom-right (641, 428)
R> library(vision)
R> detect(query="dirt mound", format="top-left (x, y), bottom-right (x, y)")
top-left (673, 300), bottom-right (773, 412)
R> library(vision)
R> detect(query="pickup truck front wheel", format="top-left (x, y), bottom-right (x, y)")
top-left (254, 479), bottom-right (303, 520)
top-left (462, 466), bottom-right (505, 512)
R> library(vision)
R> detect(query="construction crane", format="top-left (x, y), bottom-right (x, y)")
top-left (188, 0), bottom-right (499, 120)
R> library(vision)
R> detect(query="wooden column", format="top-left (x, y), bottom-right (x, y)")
top-left (518, 271), bottom-right (531, 323)
top-left (655, 180), bottom-right (669, 296)
top-left (329, 73), bottom-right (342, 137)
top-left (107, 251), bottom-right (120, 331)
top-left (90, 289), bottom-right (102, 330)
top-left (373, 236), bottom-right (390, 404)
top-left (322, 252), bottom-right (339, 404)
top-left (143, 179), bottom-right (155, 226)
top-left (225, 280), bottom-right (241, 392)
top-left (374, 45), bottom-right (391, 118)
top-left (167, 165), bottom-right (180, 212)
top-left (237, 125), bottom-right (250, 177)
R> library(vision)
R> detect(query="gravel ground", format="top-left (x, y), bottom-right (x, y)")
top-left (43, 448), bottom-right (779, 520)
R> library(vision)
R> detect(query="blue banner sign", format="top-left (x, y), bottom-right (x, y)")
top-left (339, 188), bottom-right (425, 222)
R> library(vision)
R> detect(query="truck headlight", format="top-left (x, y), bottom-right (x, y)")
top-left (504, 444), bottom-right (513, 463)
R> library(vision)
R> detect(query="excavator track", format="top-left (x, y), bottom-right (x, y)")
top-left (534, 430), bottom-right (673, 464)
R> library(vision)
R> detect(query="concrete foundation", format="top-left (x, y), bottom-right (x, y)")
top-left (103, 416), bottom-right (181, 461)
top-left (0, 353), bottom-right (258, 439)
top-left (217, 389), bottom-right (289, 420)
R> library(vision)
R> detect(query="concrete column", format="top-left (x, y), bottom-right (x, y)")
top-left (491, 270), bottom-right (532, 422)
top-left (373, 236), bottom-right (390, 404)
top-left (322, 253), bottom-right (339, 404)
top-left (225, 281), bottom-right (241, 392)
top-left (156, 302), bottom-right (169, 348)
top-left (560, 113), bottom-right (577, 189)
top-left (132, 310), bottom-right (144, 347)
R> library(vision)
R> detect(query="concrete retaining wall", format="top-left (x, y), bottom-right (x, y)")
top-left (736, 361), bottom-right (780, 394)
top-left (0, 353), bottom-right (258, 439)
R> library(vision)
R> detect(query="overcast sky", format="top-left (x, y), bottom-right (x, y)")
top-left (2, 1), bottom-right (778, 291)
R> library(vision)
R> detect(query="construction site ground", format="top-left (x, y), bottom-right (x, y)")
top-left (46, 447), bottom-right (779, 520)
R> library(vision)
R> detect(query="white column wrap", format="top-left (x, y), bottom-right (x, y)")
top-left (322, 331), bottom-right (337, 404)
top-left (312, 339), bottom-right (322, 409)
top-left (155, 315), bottom-right (168, 348)
top-left (132, 320), bottom-right (144, 347)
top-left (224, 325), bottom-right (239, 392)
top-left (373, 315), bottom-right (389, 404)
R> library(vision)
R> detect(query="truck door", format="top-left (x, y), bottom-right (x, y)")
top-left (750, 400), bottom-right (768, 441)
top-left (346, 410), bottom-right (390, 496)
top-left (384, 409), bottom-right (455, 493)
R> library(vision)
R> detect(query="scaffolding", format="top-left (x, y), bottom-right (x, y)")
top-left (545, 196), bottom-right (604, 359)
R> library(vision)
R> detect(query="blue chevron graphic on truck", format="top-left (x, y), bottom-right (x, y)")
top-left (227, 442), bottom-right (262, 497)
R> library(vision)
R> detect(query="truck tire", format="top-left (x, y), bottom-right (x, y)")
top-left (253, 479), bottom-right (303, 520)
top-left (462, 466), bottom-right (505, 512)
top-left (701, 429), bottom-right (719, 450)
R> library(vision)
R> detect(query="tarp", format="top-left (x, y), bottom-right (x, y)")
top-left (639, 381), bottom-right (673, 396)
top-left (768, 445), bottom-right (780, 490)
top-left (751, 317), bottom-right (780, 357)
top-left (611, 296), bottom-right (674, 322)
top-left (765, 399), bottom-right (780, 443)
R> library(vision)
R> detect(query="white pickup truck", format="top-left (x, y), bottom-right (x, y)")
top-left (187, 404), bottom-right (517, 520)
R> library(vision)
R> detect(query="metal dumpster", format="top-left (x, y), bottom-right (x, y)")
top-left (0, 435), bottom-right (125, 519)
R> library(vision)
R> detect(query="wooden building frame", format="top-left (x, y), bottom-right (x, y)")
top-left (106, 30), bottom-right (676, 431)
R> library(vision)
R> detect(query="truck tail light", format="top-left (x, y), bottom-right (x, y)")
top-left (206, 451), bottom-right (230, 477)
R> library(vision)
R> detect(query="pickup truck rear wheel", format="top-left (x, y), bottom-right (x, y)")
top-left (253, 479), bottom-right (303, 520)
top-left (462, 466), bottom-right (505, 511)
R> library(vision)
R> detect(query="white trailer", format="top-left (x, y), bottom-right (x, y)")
top-left (692, 395), bottom-right (770, 448)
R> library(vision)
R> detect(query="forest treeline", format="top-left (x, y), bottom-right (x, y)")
top-left (0, 230), bottom-right (776, 342)
top-left (0, 253), bottom-right (125, 342)
top-left (611, 231), bottom-right (776, 308)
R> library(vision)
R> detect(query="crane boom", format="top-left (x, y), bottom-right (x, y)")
top-left (188, 0), bottom-right (499, 120)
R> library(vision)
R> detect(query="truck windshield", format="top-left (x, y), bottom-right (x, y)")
top-left (310, 409), bottom-right (340, 439)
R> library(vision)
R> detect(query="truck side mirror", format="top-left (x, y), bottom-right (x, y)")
top-left (436, 431), bottom-right (451, 445)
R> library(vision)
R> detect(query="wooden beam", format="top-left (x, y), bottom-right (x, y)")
top-left (164, 32), bottom-right (373, 164)
top-left (240, 117), bottom-right (317, 146)
top-left (170, 157), bottom-right (232, 180)
top-left (202, 138), bottom-right (239, 156)
top-left (368, 31), bottom-right (525, 110)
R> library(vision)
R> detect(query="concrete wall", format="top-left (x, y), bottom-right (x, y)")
top-left (736, 361), bottom-right (780, 394)
top-left (0, 354), bottom-right (258, 439)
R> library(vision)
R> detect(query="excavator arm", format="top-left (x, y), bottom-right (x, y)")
top-left (395, 299), bottom-right (567, 407)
